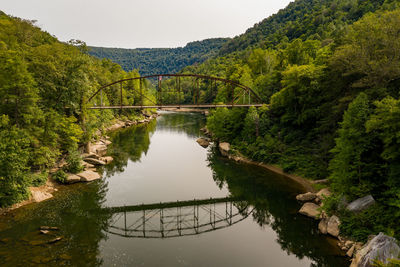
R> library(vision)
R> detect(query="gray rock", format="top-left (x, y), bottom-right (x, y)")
top-left (219, 142), bottom-right (230, 156)
top-left (84, 158), bottom-right (106, 166)
top-left (77, 170), bottom-right (101, 182)
top-left (327, 215), bottom-right (340, 237)
top-left (351, 233), bottom-right (400, 267)
top-left (347, 195), bottom-right (376, 213)
top-left (299, 202), bottom-right (321, 219)
top-left (196, 138), bottom-right (210, 148)
top-left (296, 192), bottom-right (317, 202)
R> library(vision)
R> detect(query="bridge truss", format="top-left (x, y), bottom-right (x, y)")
top-left (88, 74), bottom-right (264, 109)
top-left (102, 197), bottom-right (252, 239)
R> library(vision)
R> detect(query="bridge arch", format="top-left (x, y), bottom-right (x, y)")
top-left (101, 197), bottom-right (253, 239)
top-left (88, 73), bottom-right (264, 109)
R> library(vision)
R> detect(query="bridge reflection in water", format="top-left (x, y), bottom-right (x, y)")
top-left (102, 197), bottom-right (252, 239)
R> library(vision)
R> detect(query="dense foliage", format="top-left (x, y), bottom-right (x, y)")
top-left (0, 11), bottom-right (154, 207)
top-left (88, 38), bottom-right (230, 76)
top-left (194, 3), bottom-right (400, 242)
top-left (219, 0), bottom-right (400, 55)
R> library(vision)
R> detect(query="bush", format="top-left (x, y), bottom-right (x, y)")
top-left (30, 171), bottom-right (48, 187)
top-left (53, 170), bottom-right (67, 184)
top-left (64, 150), bottom-right (83, 174)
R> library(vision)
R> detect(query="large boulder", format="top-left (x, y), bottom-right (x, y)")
top-left (299, 202), bottom-right (321, 219)
top-left (296, 192), bottom-right (317, 202)
top-left (77, 170), bottom-right (101, 182)
top-left (219, 142), bottom-right (230, 157)
top-left (196, 138), bottom-right (210, 148)
top-left (351, 233), bottom-right (400, 267)
top-left (347, 195), bottom-right (376, 213)
top-left (327, 215), bottom-right (340, 237)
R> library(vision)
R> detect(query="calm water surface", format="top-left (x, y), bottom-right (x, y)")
top-left (0, 112), bottom-right (347, 266)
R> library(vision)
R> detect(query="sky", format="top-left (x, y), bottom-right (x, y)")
top-left (1, 0), bottom-right (292, 49)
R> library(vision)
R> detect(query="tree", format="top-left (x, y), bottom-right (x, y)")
top-left (329, 93), bottom-right (380, 198)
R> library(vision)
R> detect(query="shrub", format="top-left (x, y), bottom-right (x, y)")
top-left (53, 170), bottom-right (67, 184)
top-left (30, 171), bottom-right (48, 187)
top-left (64, 150), bottom-right (83, 174)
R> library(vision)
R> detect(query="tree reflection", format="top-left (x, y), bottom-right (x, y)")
top-left (103, 120), bottom-right (156, 176)
top-left (156, 112), bottom-right (206, 138)
top-left (0, 180), bottom-right (111, 266)
top-left (207, 150), bottom-right (347, 267)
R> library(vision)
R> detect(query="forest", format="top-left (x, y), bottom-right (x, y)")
top-left (184, 0), bottom-right (400, 242)
top-left (0, 11), bottom-right (155, 207)
top-left (88, 38), bottom-right (229, 76)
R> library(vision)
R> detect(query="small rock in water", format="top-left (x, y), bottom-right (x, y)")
top-left (48, 236), bottom-right (63, 244)
top-left (196, 138), bottom-right (210, 148)
top-left (40, 230), bottom-right (50, 235)
top-left (60, 254), bottom-right (72, 260)
top-left (40, 226), bottom-right (59, 231)
top-left (296, 192), bottom-right (317, 202)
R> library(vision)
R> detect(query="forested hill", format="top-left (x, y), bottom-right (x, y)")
top-left (219, 0), bottom-right (398, 55)
top-left (88, 38), bottom-right (230, 75)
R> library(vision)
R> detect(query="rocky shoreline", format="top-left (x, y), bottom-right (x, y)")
top-left (0, 113), bottom-right (158, 215)
top-left (197, 127), bottom-right (400, 267)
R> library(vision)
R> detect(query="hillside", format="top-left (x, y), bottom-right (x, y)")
top-left (88, 38), bottom-right (230, 75)
top-left (219, 0), bottom-right (398, 55)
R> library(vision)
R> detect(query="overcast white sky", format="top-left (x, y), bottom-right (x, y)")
top-left (1, 0), bottom-right (292, 48)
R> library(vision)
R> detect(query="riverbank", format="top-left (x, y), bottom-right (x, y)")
top-left (0, 113), bottom-right (158, 215)
top-left (205, 136), bottom-right (400, 266)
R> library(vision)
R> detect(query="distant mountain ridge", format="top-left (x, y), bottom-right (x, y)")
top-left (88, 38), bottom-right (230, 76)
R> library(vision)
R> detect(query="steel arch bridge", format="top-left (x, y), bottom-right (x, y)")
top-left (88, 74), bottom-right (265, 110)
top-left (102, 197), bottom-right (253, 239)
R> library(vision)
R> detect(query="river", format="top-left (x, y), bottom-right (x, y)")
top-left (0, 111), bottom-right (347, 266)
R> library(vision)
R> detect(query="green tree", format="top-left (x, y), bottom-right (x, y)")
top-left (329, 93), bottom-right (380, 198)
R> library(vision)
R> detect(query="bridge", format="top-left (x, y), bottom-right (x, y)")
top-left (88, 74), bottom-right (264, 109)
top-left (102, 197), bottom-right (253, 239)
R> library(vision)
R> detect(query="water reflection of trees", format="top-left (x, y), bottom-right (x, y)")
top-left (0, 180), bottom-right (111, 266)
top-left (103, 120), bottom-right (156, 176)
top-left (103, 112), bottom-right (205, 177)
top-left (207, 150), bottom-right (347, 267)
top-left (156, 112), bottom-right (206, 138)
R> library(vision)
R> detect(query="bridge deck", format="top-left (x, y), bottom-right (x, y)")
top-left (102, 196), bottom-right (240, 213)
top-left (89, 104), bottom-right (264, 109)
